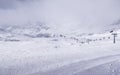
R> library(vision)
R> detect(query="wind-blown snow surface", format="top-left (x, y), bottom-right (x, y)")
top-left (0, 30), bottom-right (120, 75)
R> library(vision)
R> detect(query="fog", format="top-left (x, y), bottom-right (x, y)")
top-left (0, 0), bottom-right (120, 33)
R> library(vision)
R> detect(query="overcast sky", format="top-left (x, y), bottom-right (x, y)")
top-left (0, 0), bottom-right (120, 33)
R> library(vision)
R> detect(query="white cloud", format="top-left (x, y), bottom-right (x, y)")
top-left (0, 0), bottom-right (120, 33)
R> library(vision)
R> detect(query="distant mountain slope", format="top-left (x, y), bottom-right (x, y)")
top-left (0, 19), bottom-right (120, 41)
top-left (0, 22), bottom-right (51, 41)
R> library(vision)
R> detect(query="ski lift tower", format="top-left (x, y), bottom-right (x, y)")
top-left (111, 31), bottom-right (117, 44)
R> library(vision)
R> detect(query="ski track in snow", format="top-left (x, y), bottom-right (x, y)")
top-left (31, 54), bottom-right (120, 75)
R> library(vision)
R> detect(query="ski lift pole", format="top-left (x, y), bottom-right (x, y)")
top-left (112, 33), bottom-right (117, 44)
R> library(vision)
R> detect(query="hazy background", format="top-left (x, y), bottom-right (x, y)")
top-left (0, 0), bottom-right (120, 33)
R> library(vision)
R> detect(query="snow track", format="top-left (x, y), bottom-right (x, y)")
top-left (31, 54), bottom-right (120, 75)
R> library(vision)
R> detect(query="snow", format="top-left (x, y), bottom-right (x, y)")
top-left (0, 30), bottom-right (120, 75)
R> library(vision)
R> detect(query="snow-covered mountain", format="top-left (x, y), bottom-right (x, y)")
top-left (1, 0), bottom-right (120, 75)
top-left (0, 21), bottom-right (120, 75)
top-left (0, 22), bottom-right (51, 41)
top-left (0, 18), bottom-right (120, 75)
top-left (105, 19), bottom-right (120, 31)
top-left (0, 19), bottom-right (119, 44)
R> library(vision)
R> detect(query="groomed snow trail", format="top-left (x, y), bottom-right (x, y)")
top-left (33, 54), bottom-right (120, 75)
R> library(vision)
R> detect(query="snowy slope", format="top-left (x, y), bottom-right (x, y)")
top-left (0, 20), bottom-right (120, 75)
top-left (0, 27), bottom-right (120, 75)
